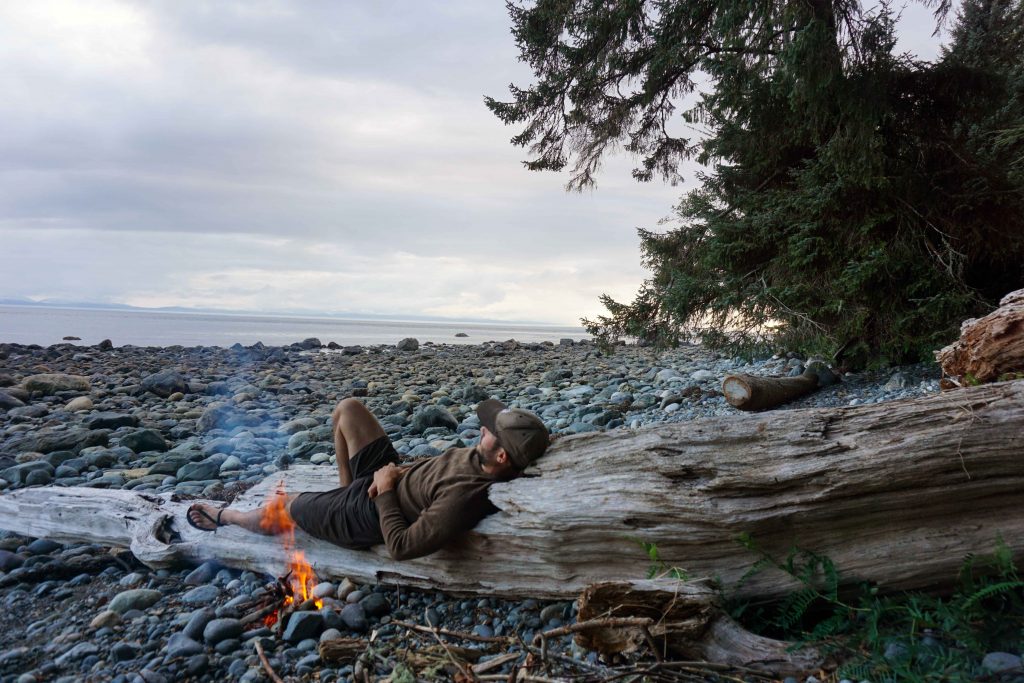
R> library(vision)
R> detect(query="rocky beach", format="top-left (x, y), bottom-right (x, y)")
top-left (0, 336), bottom-right (945, 683)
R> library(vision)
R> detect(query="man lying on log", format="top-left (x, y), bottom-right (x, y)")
top-left (186, 398), bottom-right (550, 560)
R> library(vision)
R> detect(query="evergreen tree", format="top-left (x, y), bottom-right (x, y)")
top-left (487, 0), bottom-right (1024, 366)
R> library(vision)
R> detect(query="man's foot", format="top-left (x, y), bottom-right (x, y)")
top-left (187, 503), bottom-right (226, 531)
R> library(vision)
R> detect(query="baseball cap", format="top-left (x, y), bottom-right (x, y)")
top-left (476, 399), bottom-right (550, 469)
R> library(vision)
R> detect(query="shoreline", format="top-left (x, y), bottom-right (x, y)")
top-left (0, 305), bottom-right (590, 349)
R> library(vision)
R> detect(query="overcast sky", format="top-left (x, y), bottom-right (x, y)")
top-left (0, 1), bottom-right (953, 324)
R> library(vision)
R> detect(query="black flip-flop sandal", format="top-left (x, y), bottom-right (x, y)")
top-left (186, 504), bottom-right (225, 532)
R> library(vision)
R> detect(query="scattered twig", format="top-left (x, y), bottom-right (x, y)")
top-left (472, 652), bottom-right (521, 674)
top-left (640, 624), bottom-right (663, 662)
top-left (422, 607), bottom-right (476, 681)
top-left (391, 619), bottom-right (513, 644)
top-left (239, 601), bottom-right (278, 627)
top-left (253, 638), bottom-right (285, 683)
top-left (530, 616), bottom-right (655, 647)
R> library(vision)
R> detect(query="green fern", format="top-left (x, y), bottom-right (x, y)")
top-left (775, 588), bottom-right (819, 631)
top-left (633, 538), bottom-right (691, 582)
top-left (960, 580), bottom-right (1024, 609)
top-left (728, 533), bottom-right (1024, 681)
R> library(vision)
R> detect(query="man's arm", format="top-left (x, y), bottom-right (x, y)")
top-left (369, 466), bottom-right (489, 560)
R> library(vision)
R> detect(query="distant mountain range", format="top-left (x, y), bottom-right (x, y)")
top-left (0, 297), bottom-right (568, 328)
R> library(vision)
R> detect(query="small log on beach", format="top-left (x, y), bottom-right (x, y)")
top-left (0, 380), bottom-right (1022, 606)
top-left (937, 288), bottom-right (1024, 386)
top-left (722, 369), bottom-right (819, 411)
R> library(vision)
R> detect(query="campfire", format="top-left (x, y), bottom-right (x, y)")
top-left (245, 484), bottom-right (324, 632)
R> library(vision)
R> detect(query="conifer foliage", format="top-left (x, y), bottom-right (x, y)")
top-left (487, 0), bottom-right (1024, 366)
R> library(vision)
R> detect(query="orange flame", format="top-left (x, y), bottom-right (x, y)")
top-left (260, 484), bottom-right (324, 612)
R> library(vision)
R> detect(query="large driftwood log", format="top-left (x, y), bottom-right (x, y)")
top-left (0, 380), bottom-right (1022, 604)
top-left (937, 288), bottom-right (1024, 386)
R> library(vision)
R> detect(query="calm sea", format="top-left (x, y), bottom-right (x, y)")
top-left (0, 306), bottom-right (590, 348)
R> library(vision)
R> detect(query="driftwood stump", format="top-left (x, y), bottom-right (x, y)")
top-left (937, 288), bottom-right (1024, 386)
top-left (576, 580), bottom-right (827, 676)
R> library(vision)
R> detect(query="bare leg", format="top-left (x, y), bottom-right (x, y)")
top-left (331, 398), bottom-right (386, 486)
top-left (187, 497), bottom-right (298, 534)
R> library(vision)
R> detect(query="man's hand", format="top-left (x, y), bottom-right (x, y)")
top-left (368, 464), bottom-right (409, 499)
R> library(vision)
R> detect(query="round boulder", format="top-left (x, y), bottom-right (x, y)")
top-left (396, 337), bottom-right (419, 352)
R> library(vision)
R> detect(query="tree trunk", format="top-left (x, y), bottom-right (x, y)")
top-left (0, 380), bottom-right (1022, 604)
top-left (722, 370), bottom-right (820, 410)
top-left (937, 288), bottom-right (1024, 385)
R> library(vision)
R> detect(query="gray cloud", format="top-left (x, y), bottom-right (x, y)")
top-left (0, 0), bottom-right (955, 323)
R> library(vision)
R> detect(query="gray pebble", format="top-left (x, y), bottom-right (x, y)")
top-left (202, 618), bottom-right (243, 644)
top-left (982, 651), bottom-right (1022, 672)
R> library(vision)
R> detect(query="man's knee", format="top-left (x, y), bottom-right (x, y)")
top-left (332, 397), bottom-right (366, 429)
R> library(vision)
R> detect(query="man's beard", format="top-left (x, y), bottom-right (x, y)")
top-left (479, 442), bottom-right (519, 481)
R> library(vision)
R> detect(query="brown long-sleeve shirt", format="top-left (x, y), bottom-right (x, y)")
top-left (372, 447), bottom-right (499, 560)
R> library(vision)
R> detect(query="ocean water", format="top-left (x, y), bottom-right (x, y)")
top-left (0, 306), bottom-right (590, 348)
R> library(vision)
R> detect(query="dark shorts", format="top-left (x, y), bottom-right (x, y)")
top-left (290, 435), bottom-right (400, 549)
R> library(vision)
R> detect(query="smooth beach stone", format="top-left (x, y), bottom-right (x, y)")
top-left (360, 593), bottom-right (390, 618)
top-left (181, 584), bottom-right (221, 605)
top-left (111, 641), bottom-right (140, 661)
top-left (214, 638), bottom-right (241, 654)
top-left (185, 654), bottom-right (209, 676)
top-left (24, 468), bottom-right (53, 486)
top-left (22, 373), bottom-right (91, 395)
top-left (90, 610), bottom-right (122, 629)
top-left (108, 589), bottom-right (163, 614)
top-left (176, 461), bottom-right (219, 482)
top-left (0, 391), bottom-right (25, 410)
top-left (120, 429), bottom-right (168, 453)
top-left (396, 338), bottom-right (419, 352)
top-left (219, 455), bottom-right (243, 472)
top-left (340, 604), bottom-right (368, 633)
top-left (319, 628), bottom-right (342, 643)
top-left (183, 607), bottom-right (216, 641)
top-left (283, 612), bottom-right (325, 643)
top-left (202, 618), bottom-right (243, 644)
top-left (312, 582), bottom-right (336, 599)
top-left (118, 572), bottom-right (147, 586)
top-left (0, 550), bottom-right (25, 571)
top-left (140, 371), bottom-right (189, 398)
top-left (65, 396), bottom-right (94, 412)
top-left (410, 406), bottom-right (458, 433)
top-left (86, 412), bottom-right (140, 430)
top-left (1, 461), bottom-right (54, 485)
top-left (982, 652), bottom-right (1022, 673)
top-left (54, 642), bottom-right (99, 667)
